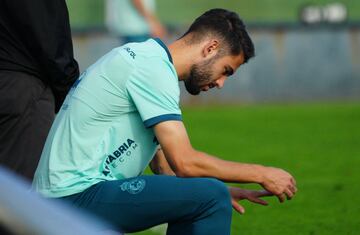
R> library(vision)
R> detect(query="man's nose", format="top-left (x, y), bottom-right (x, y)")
top-left (215, 76), bottom-right (226, 88)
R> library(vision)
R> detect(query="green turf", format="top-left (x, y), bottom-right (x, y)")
top-left (129, 102), bottom-right (360, 235)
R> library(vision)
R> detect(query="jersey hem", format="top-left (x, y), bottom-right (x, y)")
top-left (35, 180), bottom-right (104, 198)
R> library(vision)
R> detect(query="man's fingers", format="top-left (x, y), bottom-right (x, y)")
top-left (276, 187), bottom-right (295, 203)
top-left (289, 184), bottom-right (298, 194)
top-left (284, 188), bottom-right (294, 200)
top-left (231, 198), bottom-right (245, 214)
top-left (248, 197), bottom-right (269, 206)
top-left (277, 193), bottom-right (286, 203)
top-left (256, 190), bottom-right (273, 197)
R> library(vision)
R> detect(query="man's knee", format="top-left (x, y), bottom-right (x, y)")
top-left (196, 178), bottom-right (232, 210)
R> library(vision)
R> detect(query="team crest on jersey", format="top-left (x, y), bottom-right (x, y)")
top-left (120, 178), bottom-right (146, 194)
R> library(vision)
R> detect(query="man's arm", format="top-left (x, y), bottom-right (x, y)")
top-left (149, 148), bottom-right (175, 176)
top-left (149, 147), bottom-right (276, 213)
top-left (153, 121), bottom-right (297, 201)
top-left (131, 0), bottom-right (167, 38)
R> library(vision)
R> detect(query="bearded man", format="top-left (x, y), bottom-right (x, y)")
top-left (33, 9), bottom-right (297, 235)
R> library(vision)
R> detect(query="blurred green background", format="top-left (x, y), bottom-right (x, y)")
top-left (66, 0), bottom-right (360, 29)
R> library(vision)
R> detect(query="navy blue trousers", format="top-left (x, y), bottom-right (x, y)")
top-left (61, 175), bottom-right (232, 235)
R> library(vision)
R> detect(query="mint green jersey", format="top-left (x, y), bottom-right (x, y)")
top-left (33, 39), bottom-right (181, 198)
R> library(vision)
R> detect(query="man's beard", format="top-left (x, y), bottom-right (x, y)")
top-left (184, 57), bottom-right (216, 95)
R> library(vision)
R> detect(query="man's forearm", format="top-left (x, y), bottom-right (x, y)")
top-left (178, 150), bottom-right (265, 184)
top-left (151, 148), bottom-right (264, 182)
top-left (170, 149), bottom-right (297, 201)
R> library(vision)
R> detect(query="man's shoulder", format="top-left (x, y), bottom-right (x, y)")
top-left (129, 54), bottom-right (177, 86)
top-left (111, 45), bottom-right (169, 77)
top-left (123, 40), bottom-right (174, 71)
top-left (115, 40), bottom-right (179, 94)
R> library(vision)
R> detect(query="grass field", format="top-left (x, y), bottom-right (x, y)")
top-left (130, 102), bottom-right (360, 235)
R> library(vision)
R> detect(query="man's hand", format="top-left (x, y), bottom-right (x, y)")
top-left (149, 148), bottom-right (176, 176)
top-left (229, 187), bottom-right (273, 214)
top-left (260, 167), bottom-right (297, 203)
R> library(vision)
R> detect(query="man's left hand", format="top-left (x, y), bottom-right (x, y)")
top-left (229, 187), bottom-right (273, 214)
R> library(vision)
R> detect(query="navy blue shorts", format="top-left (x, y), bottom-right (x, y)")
top-left (61, 175), bottom-right (232, 235)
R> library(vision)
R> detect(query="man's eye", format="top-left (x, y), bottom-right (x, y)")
top-left (224, 67), bottom-right (234, 76)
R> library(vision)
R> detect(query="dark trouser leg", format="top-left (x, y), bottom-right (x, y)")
top-left (0, 71), bottom-right (55, 181)
top-left (61, 175), bottom-right (232, 235)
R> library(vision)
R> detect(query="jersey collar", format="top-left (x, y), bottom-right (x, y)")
top-left (154, 38), bottom-right (173, 64)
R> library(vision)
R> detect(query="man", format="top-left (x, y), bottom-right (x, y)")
top-left (33, 9), bottom-right (297, 235)
top-left (106, 0), bottom-right (167, 44)
top-left (0, 0), bottom-right (79, 180)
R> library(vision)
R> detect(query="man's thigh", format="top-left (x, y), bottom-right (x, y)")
top-left (63, 175), bottom-right (230, 233)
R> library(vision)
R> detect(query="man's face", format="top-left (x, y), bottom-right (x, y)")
top-left (184, 52), bottom-right (245, 95)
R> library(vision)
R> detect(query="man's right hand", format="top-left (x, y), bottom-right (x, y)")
top-left (260, 167), bottom-right (297, 202)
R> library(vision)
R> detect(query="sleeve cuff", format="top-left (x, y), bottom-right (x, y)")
top-left (144, 114), bottom-right (182, 128)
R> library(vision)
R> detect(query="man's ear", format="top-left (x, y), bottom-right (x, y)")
top-left (202, 39), bottom-right (220, 58)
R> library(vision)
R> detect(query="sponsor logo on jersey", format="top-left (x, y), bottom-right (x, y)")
top-left (102, 138), bottom-right (138, 176)
top-left (123, 47), bottom-right (136, 59)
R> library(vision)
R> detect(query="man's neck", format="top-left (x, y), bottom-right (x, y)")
top-left (168, 39), bottom-right (199, 81)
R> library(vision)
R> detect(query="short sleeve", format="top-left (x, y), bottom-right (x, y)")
top-left (126, 65), bottom-right (182, 128)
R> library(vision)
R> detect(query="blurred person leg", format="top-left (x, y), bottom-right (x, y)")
top-left (0, 226), bottom-right (14, 235)
top-left (61, 175), bottom-right (232, 235)
top-left (0, 71), bottom-right (55, 181)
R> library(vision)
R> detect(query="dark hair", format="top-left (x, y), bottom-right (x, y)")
top-left (182, 8), bottom-right (255, 63)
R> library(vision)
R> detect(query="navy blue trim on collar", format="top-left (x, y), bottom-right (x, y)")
top-left (144, 114), bottom-right (182, 128)
top-left (154, 38), bottom-right (173, 64)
